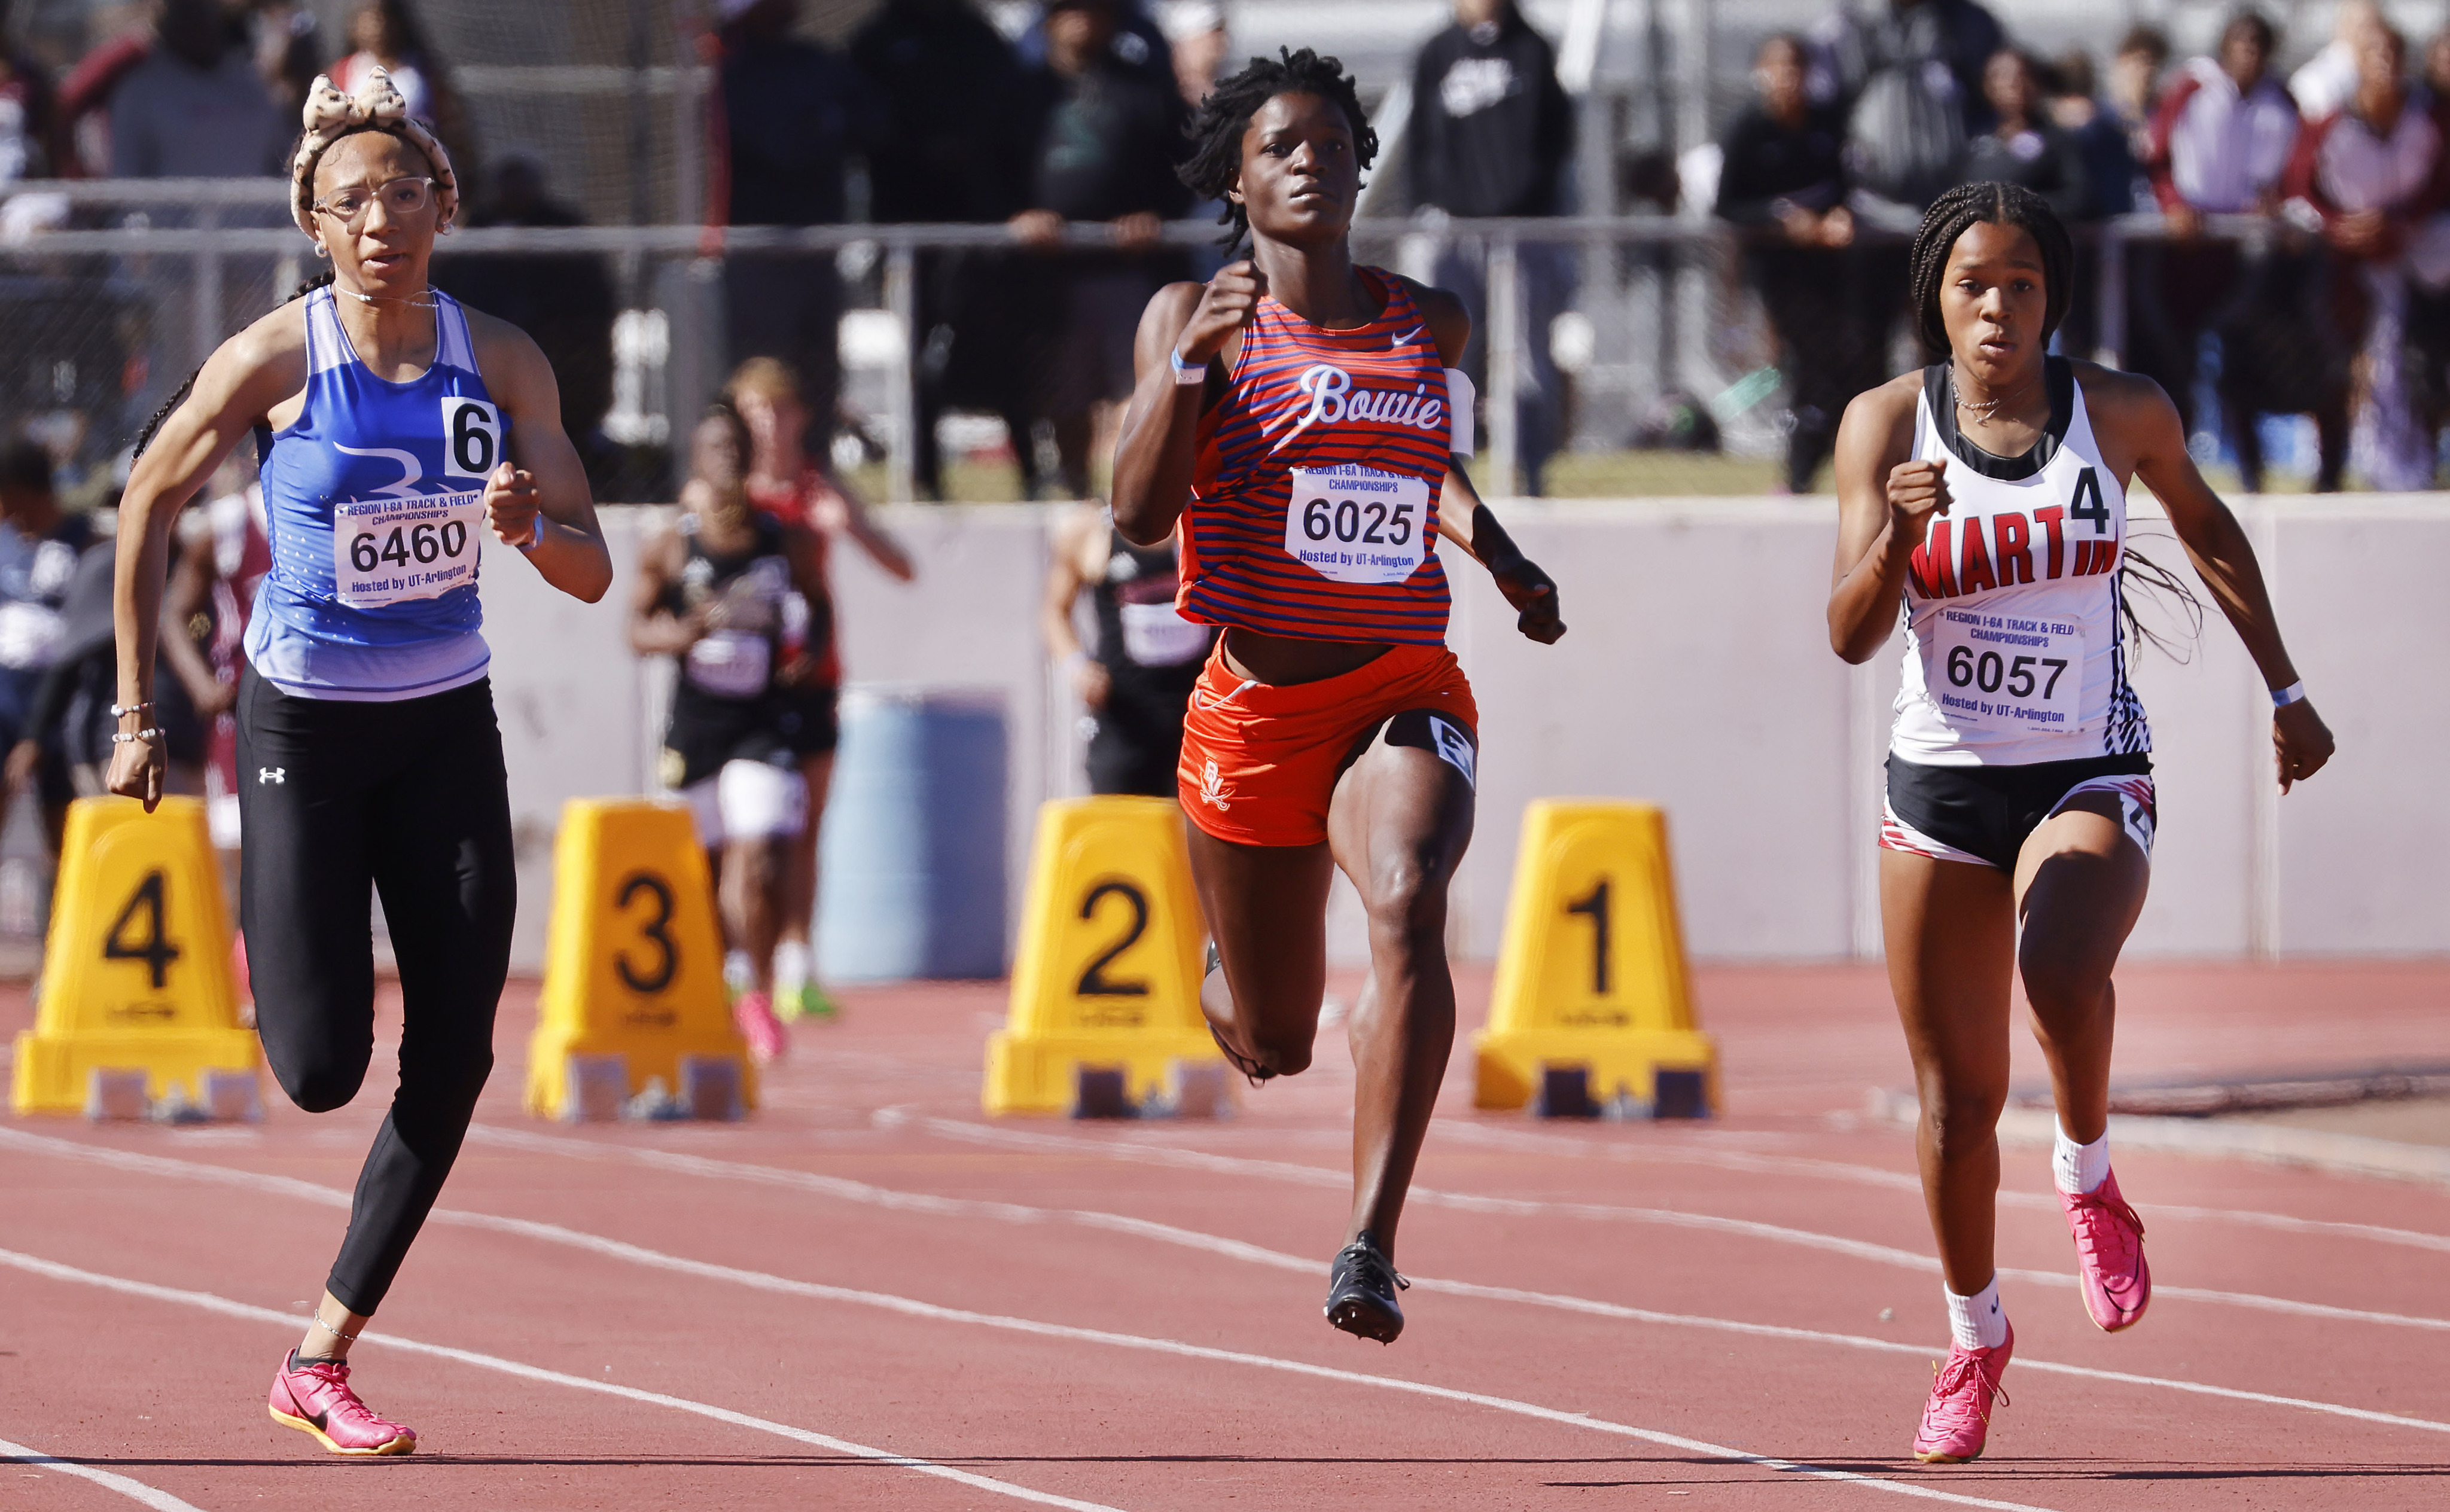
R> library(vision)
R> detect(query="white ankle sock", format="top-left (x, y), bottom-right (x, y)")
top-left (773, 940), bottom-right (811, 992)
top-left (723, 950), bottom-right (752, 993)
top-left (1945, 1278), bottom-right (2007, 1351)
top-left (2053, 1123), bottom-right (2110, 1194)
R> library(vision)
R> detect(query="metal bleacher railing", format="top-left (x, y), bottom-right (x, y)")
top-left (1, 177), bottom-right (2259, 499)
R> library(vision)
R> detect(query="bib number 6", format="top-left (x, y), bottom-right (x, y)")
top-left (440, 397), bottom-right (502, 482)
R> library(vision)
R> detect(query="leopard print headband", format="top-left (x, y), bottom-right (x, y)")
top-left (289, 68), bottom-right (459, 237)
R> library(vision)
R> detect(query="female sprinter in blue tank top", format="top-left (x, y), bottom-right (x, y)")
top-left (1828, 182), bottom-right (2335, 1463)
top-left (105, 71), bottom-right (612, 1455)
top-left (1111, 48), bottom-right (1565, 1343)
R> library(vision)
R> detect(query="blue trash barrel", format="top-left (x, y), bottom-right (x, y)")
top-left (815, 686), bottom-right (1008, 981)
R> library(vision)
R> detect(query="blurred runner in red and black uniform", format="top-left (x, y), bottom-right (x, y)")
top-left (724, 356), bottom-right (914, 1022)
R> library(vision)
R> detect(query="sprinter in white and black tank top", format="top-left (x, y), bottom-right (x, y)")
top-left (1827, 184), bottom-right (2334, 1467)
top-left (1883, 355), bottom-right (2156, 873)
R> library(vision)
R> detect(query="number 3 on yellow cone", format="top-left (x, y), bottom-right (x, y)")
top-left (525, 799), bottom-right (754, 1118)
top-left (11, 796), bottom-right (257, 1114)
top-left (1474, 800), bottom-right (1717, 1115)
top-left (985, 797), bottom-right (1223, 1115)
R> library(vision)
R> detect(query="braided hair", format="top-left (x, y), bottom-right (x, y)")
top-left (1909, 182), bottom-right (2202, 658)
top-left (1907, 181), bottom-right (2073, 358)
top-left (1178, 47), bottom-right (1376, 252)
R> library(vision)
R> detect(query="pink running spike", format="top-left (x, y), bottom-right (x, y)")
top-left (1911, 1322), bottom-right (2013, 1464)
top-left (734, 990), bottom-right (787, 1065)
top-left (2059, 1166), bottom-right (2152, 1331)
top-left (268, 1351), bottom-right (416, 1456)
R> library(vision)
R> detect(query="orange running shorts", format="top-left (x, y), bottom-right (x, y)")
top-left (1176, 642), bottom-right (1479, 848)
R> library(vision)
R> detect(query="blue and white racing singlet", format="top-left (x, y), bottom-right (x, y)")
top-left (245, 285), bottom-right (502, 700)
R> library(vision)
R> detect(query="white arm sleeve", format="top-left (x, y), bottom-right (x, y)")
top-left (1445, 368), bottom-right (1476, 458)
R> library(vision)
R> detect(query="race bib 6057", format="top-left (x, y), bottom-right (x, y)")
top-left (1929, 606), bottom-right (2084, 734)
top-left (1284, 464), bottom-right (1430, 585)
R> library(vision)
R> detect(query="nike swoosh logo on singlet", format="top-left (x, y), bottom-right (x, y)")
top-left (1394, 326), bottom-right (1425, 347)
top-left (331, 443), bottom-right (424, 498)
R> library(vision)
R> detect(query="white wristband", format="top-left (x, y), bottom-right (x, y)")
top-left (1169, 346), bottom-right (1206, 386)
top-left (2271, 680), bottom-right (2306, 707)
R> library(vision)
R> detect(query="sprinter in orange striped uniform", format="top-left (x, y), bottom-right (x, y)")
top-left (1111, 47), bottom-right (1565, 1343)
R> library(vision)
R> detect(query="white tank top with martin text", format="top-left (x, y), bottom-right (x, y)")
top-left (1890, 358), bottom-right (2152, 767)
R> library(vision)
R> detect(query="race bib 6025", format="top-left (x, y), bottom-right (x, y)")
top-left (1284, 465), bottom-right (1429, 585)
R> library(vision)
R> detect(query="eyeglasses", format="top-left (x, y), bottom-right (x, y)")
top-left (312, 176), bottom-right (436, 231)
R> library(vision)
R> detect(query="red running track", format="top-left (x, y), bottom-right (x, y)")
top-left (4, 962), bottom-right (2448, 1510)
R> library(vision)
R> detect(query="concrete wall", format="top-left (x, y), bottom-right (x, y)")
top-left (477, 496), bottom-right (2450, 970)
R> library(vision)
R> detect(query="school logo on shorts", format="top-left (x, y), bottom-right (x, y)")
top-left (1199, 758), bottom-right (1231, 810)
top-left (1427, 717), bottom-right (1476, 789)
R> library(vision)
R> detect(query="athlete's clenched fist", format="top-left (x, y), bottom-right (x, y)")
top-left (482, 459), bottom-right (543, 548)
top-left (1175, 261), bottom-right (1269, 365)
top-left (1885, 458), bottom-right (1951, 538)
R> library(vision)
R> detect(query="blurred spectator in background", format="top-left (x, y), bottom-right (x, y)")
top-left (711, 0), bottom-right (870, 464)
top-left (1013, 0), bottom-right (1174, 89)
top-left (1409, 0), bottom-right (1575, 494)
top-left (2050, 50), bottom-right (2146, 220)
top-left (0, 13), bottom-right (57, 184)
top-left (2408, 29), bottom-right (2450, 467)
top-left (0, 437), bottom-right (93, 858)
top-left (1012, 0), bottom-right (1192, 498)
top-left (248, 1), bottom-right (326, 116)
top-left (2291, 0), bottom-right (2387, 124)
top-left (1160, 0), bottom-right (1227, 108)
top-left (2138, 10), bottom-right (2302, 475)
top-left (107, 0), bottom-right (286, 178)
top-left (1717, 33), bottom-right (1863, 493)
top-left (328, 0), bottom-right (471, 172)
top-left (2286, 23), bottom-right (2443, 490)
top-left (2107, 26), bottom-right (2171, 148)
top-left (433, 155), bottom-right (622, 493)
top-left (1159, 0), bottom-right (1232, 278)
top-left (1821, 0), bottom-right (2006, 217)
top-left (851, 0), bottom-right (1040, 498)
top-left (1964, 50), bottom-right (2089, 221)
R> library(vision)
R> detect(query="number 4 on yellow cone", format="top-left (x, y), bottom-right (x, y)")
top-left (1474, 800), bottom-right (1717, 1117)
top-left (11, 796), bottom-right (258, 1115)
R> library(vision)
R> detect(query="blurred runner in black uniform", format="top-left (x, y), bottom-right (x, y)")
top-left (629, 403), bottom-right (830, 1065)
top-left (1041, 499), bottom-right (1211, 795)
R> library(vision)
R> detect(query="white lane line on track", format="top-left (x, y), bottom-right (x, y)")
top-left (10, 1124), bottom-right (2445, 1444)
top-left (0, 1434), bottom-right (209, 1512)
top-left (900, 1115), bottom-right (2450, 1332)
top-left (1436, 1123), bottom-right (2450, 1255)
top-left (0, 1242), bottom-right (2054, 1511)
top-left (0, 1249), bottom-right (1125, 1512)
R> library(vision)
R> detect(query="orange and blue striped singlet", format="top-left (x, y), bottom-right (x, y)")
top-left (1178, 266), bottom-right (1454, 645)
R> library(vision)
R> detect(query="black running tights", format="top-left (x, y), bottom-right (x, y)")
top-left (237, 669), bottom-right (516, 1315)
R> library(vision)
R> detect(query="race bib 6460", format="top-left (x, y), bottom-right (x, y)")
top-left (1930, 606), bottom-right (2084, 733)
top-left (1285, 465), bottom-right (1430, 585)
top-left (332, 490), bottom-right (484, 608)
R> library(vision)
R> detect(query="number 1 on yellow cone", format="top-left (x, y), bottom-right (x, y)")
top-left (1475, 800), bottom-right (1717, 1114)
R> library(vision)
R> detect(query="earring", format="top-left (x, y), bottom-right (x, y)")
top-left (313, 244), bottom-right (331, 260)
